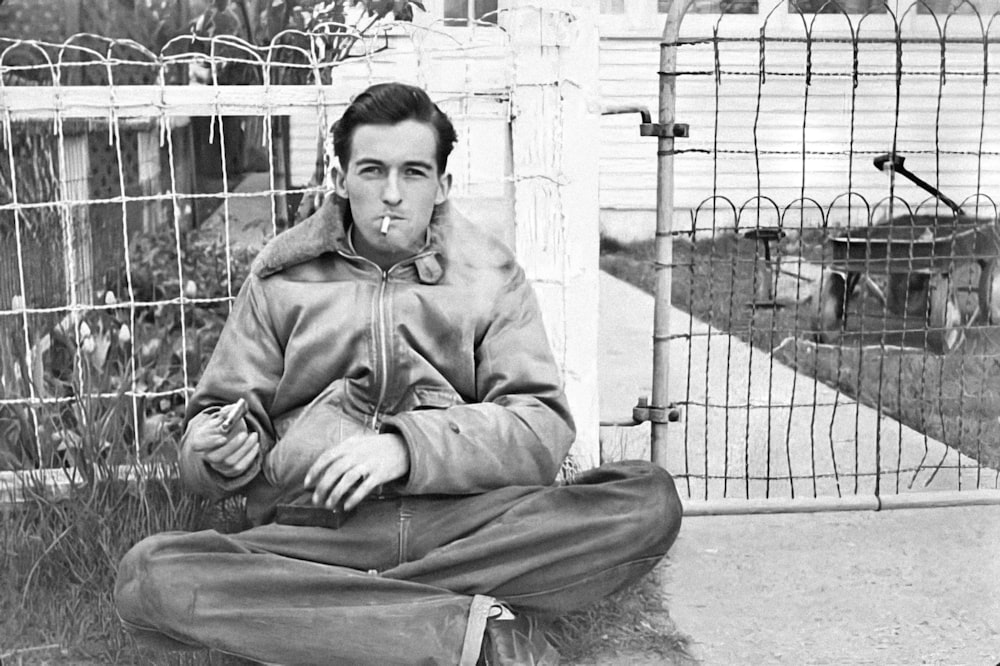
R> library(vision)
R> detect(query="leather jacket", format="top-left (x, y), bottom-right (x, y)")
top-left (178, 196), bottom-right (576, 523)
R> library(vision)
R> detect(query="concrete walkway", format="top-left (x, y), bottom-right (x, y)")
top-left (663, 505), bottom-right (1000, 665)
top-left (598, 272), bottom-right (1000, 664)
top-left (598, 272), bottom-right (999, 502)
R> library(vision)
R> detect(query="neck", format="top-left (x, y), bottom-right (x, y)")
top-left (350, 226), bottom-right (408, 272)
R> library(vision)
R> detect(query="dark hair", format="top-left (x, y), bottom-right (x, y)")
top-left (332, 82), bottom-right (457, 174)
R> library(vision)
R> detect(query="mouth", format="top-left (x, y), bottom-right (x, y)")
top-left (378, 215), bottom-right (404, 235)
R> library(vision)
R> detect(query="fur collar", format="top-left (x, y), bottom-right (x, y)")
top-left (251, 195), bottom-right (452, 284)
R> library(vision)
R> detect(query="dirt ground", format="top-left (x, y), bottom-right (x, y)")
top-left (661, 504), bottom-right (1000, 665)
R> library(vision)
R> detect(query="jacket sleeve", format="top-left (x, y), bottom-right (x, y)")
top-left (381, 266), bottom-right (576, 494)
top-left (178, 274), bottom-right (283, 500)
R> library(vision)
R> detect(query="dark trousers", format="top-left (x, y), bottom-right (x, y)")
top-left (114, 460), bottom-right (683, 665)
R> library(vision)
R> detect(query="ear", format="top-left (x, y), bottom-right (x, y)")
top-left (333, 165), bottom-right (348, 199)
top-left (435, 172), bottom-right (452, 205)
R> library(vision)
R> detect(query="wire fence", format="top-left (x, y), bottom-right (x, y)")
top-left (0, 20), bottom-right (539, 481)
top-left (650, 1), bottom-right (1000, 505)
top-left (10, 3), bottom-right (999, 509)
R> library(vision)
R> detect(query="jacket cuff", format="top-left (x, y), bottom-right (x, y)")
top-left (179, 446), bottom-right (261, 499)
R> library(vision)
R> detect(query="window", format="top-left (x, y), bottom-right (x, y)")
top-left (443, 0), bottom-right (499, 24)
top-left (663, 0), bottom-right (759, 14)
top-left (788, 0), bottom-right (886, 13)
top-left (916, 0), bottom-right (997, 14)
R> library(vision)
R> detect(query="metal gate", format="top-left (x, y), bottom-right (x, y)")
top-left (648, 0), bottom-right (1000, 513)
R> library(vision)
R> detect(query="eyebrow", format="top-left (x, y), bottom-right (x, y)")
top-left (354, 157), bottom-right (435, 171)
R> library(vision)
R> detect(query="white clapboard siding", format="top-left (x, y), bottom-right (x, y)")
top-left (599, 23), bottom-right (1000, 235)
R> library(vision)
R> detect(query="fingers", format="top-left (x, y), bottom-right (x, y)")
top-left (311, 464), bottom-right (377, 512)
top-left (342, 473), bottom-right (379, 512)
top-left (304, 434), bottom-right (410, 510)
top-left (202, 431), bottom-right (253, 464)
top-left (207, 432), bottom-right (260, 478)
top-left (305, 449), bottom-right (379, 510)
top-left (325, 466), bottom-right (367, 510)
top-left (225, 433), bottom-right (260, 475)
top-left (304, 445), bottom-right (341, 490)
top-left (307, 454), bottom-right (353, 507)
top-left (186, 411), bottom-right (234, 452)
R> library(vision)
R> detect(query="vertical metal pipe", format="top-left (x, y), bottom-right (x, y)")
top-left (652, 0), bottom-right (691, 468)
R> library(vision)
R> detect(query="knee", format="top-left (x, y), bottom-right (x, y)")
top-left (115, 532), bottom-right (193, 628)
top-left (645, 464), bottom-right (683, 553)
top-left (611, 461), bottom-right (683, 555)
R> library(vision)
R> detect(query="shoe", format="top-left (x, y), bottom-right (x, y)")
top-left (477, 604), bottom-right (560, 666)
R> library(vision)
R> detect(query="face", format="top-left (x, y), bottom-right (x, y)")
top-left (335, 119), bottom-right (451, 268)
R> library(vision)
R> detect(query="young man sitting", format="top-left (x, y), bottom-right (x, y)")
top-left (115, 82), bottom-right (682, 665)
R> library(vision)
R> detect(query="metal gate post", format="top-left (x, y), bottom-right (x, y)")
top-left (651, 0), bottom-right (693, 468)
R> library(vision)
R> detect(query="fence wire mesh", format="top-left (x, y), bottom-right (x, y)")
top-left (0, 21), bottom-right (534, 481)
top-left (648, 2), bottom-right (1000, 502)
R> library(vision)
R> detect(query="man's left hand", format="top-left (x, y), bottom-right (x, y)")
top-left (303, 433), bottom-right (410, 512)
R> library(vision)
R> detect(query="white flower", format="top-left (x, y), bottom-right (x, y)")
top-left (79, 321), bottom-right (92, 339)
top-left (184, 280), bottom-right (198, 299)
top-left (118, 324), bottom-right (132, 345)
top-left (81, 336), bottom-right (96, 355)
top-left (104, 291), bottom-right (117, 306)
top-left (11, 294), bottom-right (24, 311)
top-left (140, 338), bottom-right (161, 361)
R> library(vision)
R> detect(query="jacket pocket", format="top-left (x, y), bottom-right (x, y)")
top-left (397, 385), bottom-right (465, 413)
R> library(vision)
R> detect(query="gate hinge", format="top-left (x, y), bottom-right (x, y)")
top-left (640, 122), bottom-right (689, 138)
top-left (632, 397), bottom-right (682, 424)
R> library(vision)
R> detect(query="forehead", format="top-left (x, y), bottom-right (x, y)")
top-left (347, 120), bottom-right (439, 168)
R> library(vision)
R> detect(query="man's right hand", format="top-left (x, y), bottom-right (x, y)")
top-left (184, 409), bottom-right (260, 478)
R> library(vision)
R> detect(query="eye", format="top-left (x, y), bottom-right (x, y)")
top-left (405, 167), bottom-right (429, 178)
top-left (358, 165), bottom-right (383, 176)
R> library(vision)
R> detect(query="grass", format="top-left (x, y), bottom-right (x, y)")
top-left (600, 231), bottom-right (1000, 473)
top-left (546, 564), bottom-right (696, 665)
top-left (0, 466), bottom-right (252, 666)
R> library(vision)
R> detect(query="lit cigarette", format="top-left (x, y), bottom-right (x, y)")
top-left (380, 216), bottom-right (391, 235)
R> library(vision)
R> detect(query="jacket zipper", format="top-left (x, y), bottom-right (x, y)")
top-left (371, 271), bottom-right (390, 430)
top-left (342, 249), bottom-right (435, 430)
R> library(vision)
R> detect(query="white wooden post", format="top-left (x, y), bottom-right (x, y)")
top-left (137, 127), bottom-right (162, 233)
top-left (504, 2), bottom-right (601, 468)
top-left (60, 132), bottom-right (92, 307)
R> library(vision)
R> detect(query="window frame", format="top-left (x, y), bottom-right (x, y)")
top-left (441, 0), bottom-right (501, 26)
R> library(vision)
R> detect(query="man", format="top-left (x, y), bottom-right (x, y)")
top-left (115, 82), bottom-right (682, 665)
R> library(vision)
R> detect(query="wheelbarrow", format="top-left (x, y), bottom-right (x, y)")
top-left (812, 153), bottom-right (1000, 353)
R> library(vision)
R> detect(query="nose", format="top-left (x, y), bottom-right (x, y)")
top-left (381, 172), bottom-right (402, 206)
